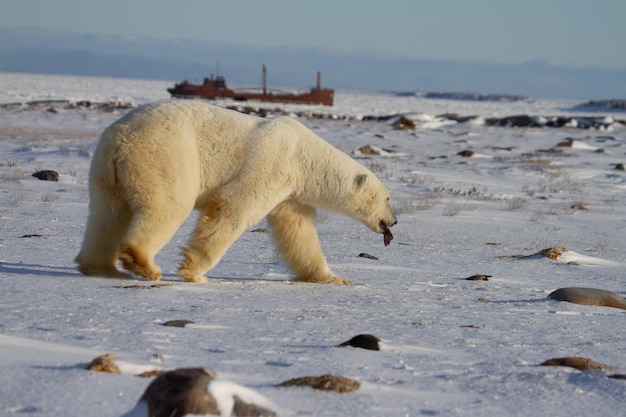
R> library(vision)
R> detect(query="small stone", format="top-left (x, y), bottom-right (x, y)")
top-left (336, 334), bottom-right (380, 351)
top-left (163, 320), bottom-right (195, 328)
top-left (457, 150), bottom-right (475, 157)
top-left (540, 357), bottom-right (614, 371)
top-left (613, 163), bottom-right (625, 171)
top-left (278, 374), bottom-right (360, 393)
top-left (138, 369), bottom-right (165, 378)
top-left (358, 253), bottom-right (379, 260)
top-left (465, 274), bottom-right (491, 281)
top-left (32, 170), bottom-right (59, 181)
top-left (536, 247), bottom-right (567, 260)
top-left (571, 203), bottom-right (588, 210)
top-left (357, 144), bottom-right (381, 155)
top-left (86, 354), bottom-right (120, 374)
top-left (393, 116), bottom-right (416, 131)
top-left (557, 138), bottom-right (575, 147)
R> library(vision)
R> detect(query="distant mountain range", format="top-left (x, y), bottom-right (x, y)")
top-left (1, 27), bottom-right (624, 100)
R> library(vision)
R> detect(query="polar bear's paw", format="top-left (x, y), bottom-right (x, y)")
top-left (178, 268), bottom-right (210, 283)
top-left (295, 274), bottom-right (353, 286)
top-left (178, 261), bottom-right (209, 284)
top-left (119, 245), bottom-right (162, 281)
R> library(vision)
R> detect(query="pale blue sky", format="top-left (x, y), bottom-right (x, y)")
top-left (2, 0), bottom-right (625, 69)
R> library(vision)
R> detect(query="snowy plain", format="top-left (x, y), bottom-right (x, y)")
top-left (0, 72), bottom-right (625, 416)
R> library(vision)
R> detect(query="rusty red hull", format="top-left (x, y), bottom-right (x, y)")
top-left (168, 71), bottom-right (334, 106)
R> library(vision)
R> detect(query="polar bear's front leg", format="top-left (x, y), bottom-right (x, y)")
top-left (267, 200), bottom-right (352, 286)
top-left (178, 190), bottom-right (278, 283)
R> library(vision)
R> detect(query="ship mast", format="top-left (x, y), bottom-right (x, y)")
top-left (262, 64), bottom-right (267, 95)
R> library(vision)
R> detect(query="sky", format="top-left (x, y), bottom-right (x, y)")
top-left (2, 0), bottom-right (625, 70)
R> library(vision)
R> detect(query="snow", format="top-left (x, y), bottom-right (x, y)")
top-left (0, 72), bottom-right (625, 416)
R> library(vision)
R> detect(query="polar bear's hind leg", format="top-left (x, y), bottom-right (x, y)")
top-left (119, 200), bottom-right (194, 281)
top-left (75, 186), bottom-right (132, 278)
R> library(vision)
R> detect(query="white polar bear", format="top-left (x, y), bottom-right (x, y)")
top-left (75, 100), bottom-right (396, 285)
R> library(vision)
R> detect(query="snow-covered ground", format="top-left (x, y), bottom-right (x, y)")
top-left (0, 72), bottom-right (625, 416)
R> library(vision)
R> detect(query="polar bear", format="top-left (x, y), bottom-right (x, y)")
top-left (75, 100), bottom-right (396, 285)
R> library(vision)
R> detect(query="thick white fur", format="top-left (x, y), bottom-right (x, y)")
top-left (75, 100), bottom-right (396, 284)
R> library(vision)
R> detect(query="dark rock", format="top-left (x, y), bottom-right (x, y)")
top-left (439, 113), bottom-right (477, 123)
top-left (608, 374), bottom-right (626, 380)
top-left (557, 138), bottom-right (575, 147)
top-left (358, 253), bottom-right (379, 260)
top-left (336, 334), bottom-right (380, 351)
top-left (571, 203), bottom-right (588, 211)
top-left (393, 116), bottom-right (416, 131)
top-left (278, 374), bottom-right (360, 393)
top-left (485, 114), bottom-right (538, 128)
top-left (457, 150), bottom-right (475, 157)
top-left (139, 368), bottom-right (218, 417)
top-left (540, 357), bottom-right (614, 371)
top-left (32, 170), bottom-right (59, 181)
top-left (163, 320), bottom-right (194, 328)
top-left (613, 163), bottom-right (625, 171)
top-left (127, 368), bottom-right (277, 417)
top-left (465, 274), bottom-right (491, 281)
top-left (357, 144), bottom-right (381, 155)
top-left (548, 287), bottom-right (626, 310)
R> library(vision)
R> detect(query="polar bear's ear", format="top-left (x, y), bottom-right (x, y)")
top-left (354, 174), bottom-right (368, 188)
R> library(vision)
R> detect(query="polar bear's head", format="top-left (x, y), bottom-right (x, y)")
top-left (348, 173), bottom-right (397, 246)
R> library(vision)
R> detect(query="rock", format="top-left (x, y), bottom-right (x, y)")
top-left (393, 116), bottom-right (416, 131)
top-left (336, 334), bottom-right (381, 350)
top-left (86, 353), bottom-right (120, 374)
top-left (358, 253), bottom-right (379, 260)
top-left (608, 374), bottom-right (626, 380)
top-left (163, 320), bottom-right (195, 328)
top-left (278, 374), bottom-right (360, 393)
top-left (540, 357), bottom-right (614, 371)
top-left (32, 170), bottom-right (59, 181)
top-left (357, 144), bottom-right (381, 155)
top-left (130, 368), bottom-right (218, 417)
top-left (571, 203), bottom-right (588, 210)
top-left (138, 369), bottom-right (165, 378)
top-left (557, 138), bottom-right (575, 147)
top-left (548, 287), bottom-right (626, 310)
top-left (465, 274), bottom-right (491, 281)
top-left (457, 150), bottom-right (474, 157)
top-left (485, 114), bottom-right (537, 128)
top-left (613, 163), bottom-right (625, 171)
top-left (124, 368), bottom-right (277, 417)
top-left (536, 247), bottom-right (567, 260)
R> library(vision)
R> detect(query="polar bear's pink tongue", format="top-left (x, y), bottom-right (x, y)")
top-left (383, 227), bottom-right (393, 247)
